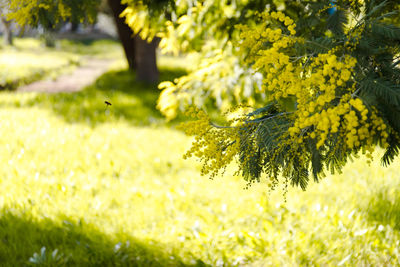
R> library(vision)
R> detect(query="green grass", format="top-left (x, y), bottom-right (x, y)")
top-left (58, 38), bottom-right (124, 59)
top-left (0, 66), bottom-right (186, 127)
top-left (0, 37), bottom-right (122, 90)
top-left (0, 57), bottom-right (400, 265)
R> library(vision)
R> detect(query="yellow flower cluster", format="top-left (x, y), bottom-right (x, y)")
top-left (270, 11), bottom-right (296, 35)
top-left (348, 0), bottom-right (362, 11)
top-left (286, 53), bottom-right (388, 151)
top-left (57, 2), bottom-right (71, 20)
top-left (286, 52), bottom-right (358, 148)
top-left (237, 11), bottom-right (298, 67)
top-left (180, 10), bottom-right (392, 181)
top-left (178, 107), bottom-right (211, 137)
top-left (287, 49), bottom-right (388, 151)
top-left (344, 98), bottom-right (387, 150)
top-left (179, 107), bottom-right (241, 177)
top-left (239, 12), bottom-right (390, 154)
top-left (345, 24), bottom-right (365, 51)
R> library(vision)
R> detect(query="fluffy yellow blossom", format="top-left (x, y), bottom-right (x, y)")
top-left (181, 9), bottom-right (393, 189)
top-left (238, 12), bottom-right (390, 153)
top-left (178, 107), bottom-right (241, 177)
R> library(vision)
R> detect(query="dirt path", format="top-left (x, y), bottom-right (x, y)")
top-left (18, 58), bottom-right (115, 93)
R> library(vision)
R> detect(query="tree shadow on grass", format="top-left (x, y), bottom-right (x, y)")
top-left (0, 208), bottom-right (208, 267)
top-left (21, 66), bottom-right (187, 127)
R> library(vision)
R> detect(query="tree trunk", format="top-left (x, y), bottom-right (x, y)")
top-left (107, 0), bottom-right (159, 83)
top-left (70, 21), bottom-right (79, 32)
top-left (1, 17), bottom-right (13, 46)
top-left (135, 36), bottom-right (159, 83)
top-left (107, 0), bottom-right (136, 70)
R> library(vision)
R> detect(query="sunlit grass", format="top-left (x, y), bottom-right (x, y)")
top-left (1, 87), bottom-right (400, 266)
top-left (0, 37), bottom-right (122, 90)
top-left (0, 43), bottom-right (399, 265)
top-left (58, 38), bottom-right (124, 59)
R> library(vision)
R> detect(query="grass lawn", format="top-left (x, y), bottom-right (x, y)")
top-left (0, 37), bottom-right (121, 90)
top-left (0, 41), bottom-right (399, 266)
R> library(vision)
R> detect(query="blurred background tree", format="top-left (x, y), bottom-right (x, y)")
top-left (104, 0), bottom-right (136, 70)
top-left (7, 0), bottom-right (161, 82)
top-left (104, 0), bottom-right (159, 82)
top-left (0, 0), bottom-right (13, 45)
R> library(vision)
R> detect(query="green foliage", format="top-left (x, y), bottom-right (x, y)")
top-left (7, 0), bottom-right (100, 28)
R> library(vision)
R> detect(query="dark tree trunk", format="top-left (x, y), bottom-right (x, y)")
top-left (107, 0), bottom-right (136, 70)
top-left (107, 0), bottom-right (159, 83)
top-left (135, 36), bottom-right (159, 83)
top-left (1, 17), bottom-right (13, 46)
top-left (70, 22), bottom-right (79, 32)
